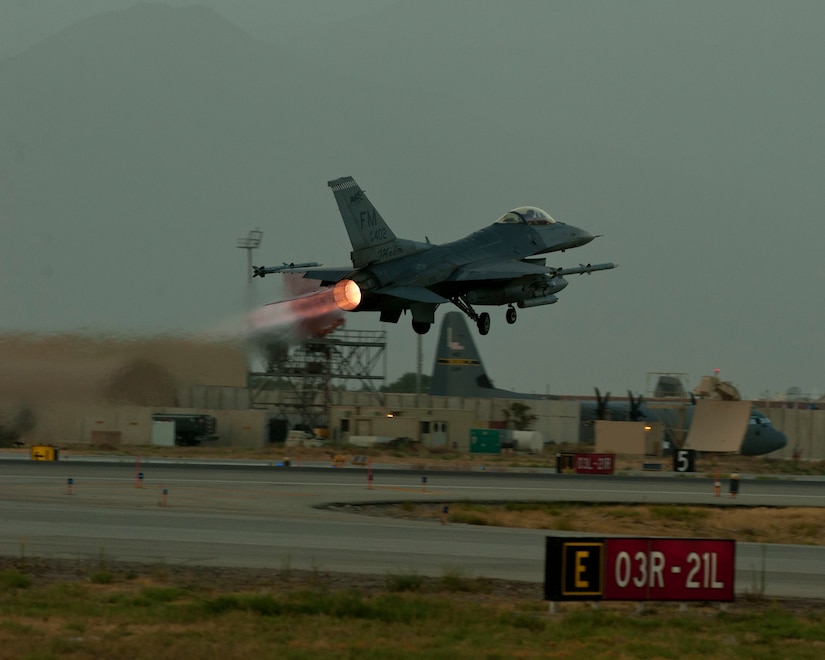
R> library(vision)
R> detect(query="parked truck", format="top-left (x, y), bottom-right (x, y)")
top-left (151, 414), bottom-right (217, 446)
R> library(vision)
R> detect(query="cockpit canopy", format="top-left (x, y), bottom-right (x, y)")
top-left (750, 411), bottom-right (773, 426)
top-left (495, 206), bottom-right (556, 225)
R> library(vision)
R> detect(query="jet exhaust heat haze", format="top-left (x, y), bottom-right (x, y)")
top-left (247, 274), bottom-right (344, 344)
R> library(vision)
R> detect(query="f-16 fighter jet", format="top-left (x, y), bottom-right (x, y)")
top-left (254, 177), bottom-right (616, 335)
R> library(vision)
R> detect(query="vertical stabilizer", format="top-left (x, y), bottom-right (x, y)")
top-left (429, 312), bottom-right (546, 399)
top-left (327, 176), bottom-right (402, 268)
top-left (430, 312), bottom-right (491, 396)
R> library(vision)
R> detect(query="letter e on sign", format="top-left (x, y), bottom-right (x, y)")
top-left (545, 537), bottom-right (605, 601)
top-left (562, 542), bottom-right (603, 597)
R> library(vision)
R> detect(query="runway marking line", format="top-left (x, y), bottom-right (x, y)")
top-left (370, 486), bottom-right (449, 495)
top-left (3, 477), bottom-right (825, 502)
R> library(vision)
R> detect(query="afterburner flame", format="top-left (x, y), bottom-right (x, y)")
top-left (333, 279), bottom-right (362, 311)
top-left (248, 287), bottom-right (344, 341)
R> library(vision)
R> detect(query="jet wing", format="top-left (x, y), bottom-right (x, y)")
top-left (448, 260), bottom-right (618, 282)
top-left (446, 259), bottom-right (553, 282)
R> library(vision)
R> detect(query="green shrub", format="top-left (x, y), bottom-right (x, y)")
top-left (90, 569), bottom-right (115, 584)
top-left (649, 505), bottom-right (710, 523)
top-left (0, 569), bottom-right (32, 590)
top-left (385, 571), bottom-right (424, 592)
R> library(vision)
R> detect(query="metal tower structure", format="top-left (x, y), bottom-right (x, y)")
top-left (248, 328), bottom-right (387, 430)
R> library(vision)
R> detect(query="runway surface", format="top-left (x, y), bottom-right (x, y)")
top-left (1, 459), bottom-right (824, 599)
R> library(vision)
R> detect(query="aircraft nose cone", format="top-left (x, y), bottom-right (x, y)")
top-left (572, 228), bottom-right (595, 247)
top-left (771, 430), bottom-right (788, 453)
top-left (533, 224), bottom-right (597, 254)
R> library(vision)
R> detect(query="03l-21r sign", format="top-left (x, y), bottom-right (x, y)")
top-left (574, 453), bottom-right (614, 474)
top-left (545, 537), bottom-right (736, 602)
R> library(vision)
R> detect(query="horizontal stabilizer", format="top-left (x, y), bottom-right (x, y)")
top-left (288, 267), bottom-right (353, 283)
top-left (376, 286), bottom-right (448, 304)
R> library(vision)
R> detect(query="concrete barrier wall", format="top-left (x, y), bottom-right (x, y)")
top-left (178, 386), bottom-right (250, 410)
top-left (19, 405), bottom-right (268, 448)
top-left (330, 397), bottom-right (578, 451)
top-left (10, 388), bottom-right (821, 457)
top-left (765, 408), bottom-right (825, 460)
top-left (23, 404), bottom-right (153, 446)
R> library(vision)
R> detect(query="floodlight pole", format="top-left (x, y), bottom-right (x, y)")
top-left (237, 229), bottom-right (263, 286)
top-left (415, 334), bottom-right (422, 408)
top-left (237, 229), bottom-right (263, 378)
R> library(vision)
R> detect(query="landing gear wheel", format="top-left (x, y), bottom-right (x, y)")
top-left (477, 312), bottom-right (491, 335)
top-left (412, 321), bottom-right (431, 335)
top-left (505, 306), bottom-right (517, 324)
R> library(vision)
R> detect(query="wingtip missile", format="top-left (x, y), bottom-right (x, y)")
top-left (553, 262), bottom-right (617, 277)
top-left (253, 262), bottom-right (322, 278)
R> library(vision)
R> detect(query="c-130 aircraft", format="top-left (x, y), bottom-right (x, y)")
top-left (254, 176), bottom-right (616, 335)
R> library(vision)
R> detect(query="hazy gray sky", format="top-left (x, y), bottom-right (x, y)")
top-left (1, 1), bottom-right (823, 399)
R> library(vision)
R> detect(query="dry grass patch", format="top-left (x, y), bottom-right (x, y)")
top-left (2, 558), bottom-right (825, 659)
top-left (388, 502), bottom-right (825, 545)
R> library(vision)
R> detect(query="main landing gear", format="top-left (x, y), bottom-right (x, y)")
top-left (450, 298), bottom-right (518, 335)
top-left (476, 312), bottom-right (490, 335)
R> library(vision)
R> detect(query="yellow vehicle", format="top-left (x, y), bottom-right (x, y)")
top-left (31, 445), bottom-right (59, 461)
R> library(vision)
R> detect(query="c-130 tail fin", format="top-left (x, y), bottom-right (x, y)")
top-left (429, 312), bottom-right (546, 399)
